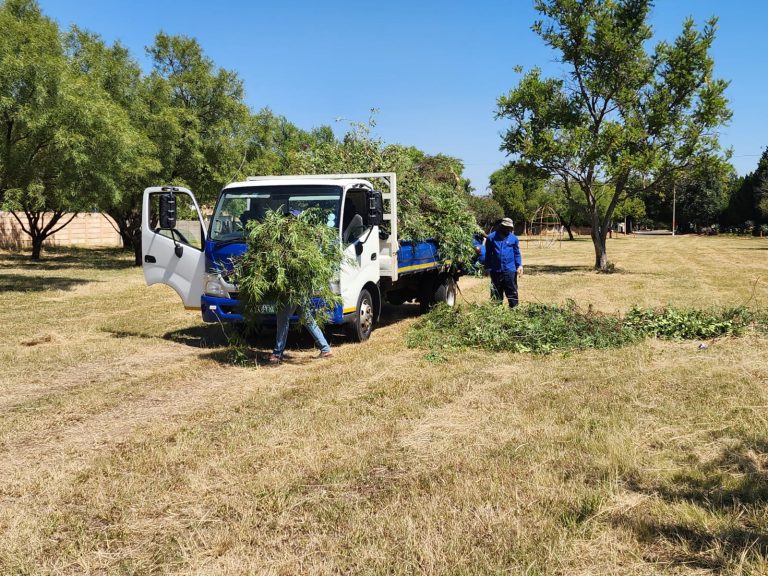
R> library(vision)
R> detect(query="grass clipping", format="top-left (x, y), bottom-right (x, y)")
top-left (233, 209), bottom-right (343, 327)
top-left (408, 301), bottom-right (767, 355)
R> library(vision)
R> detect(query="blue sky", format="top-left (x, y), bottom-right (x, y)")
top-left (38, 0), bottom-right (768, 192)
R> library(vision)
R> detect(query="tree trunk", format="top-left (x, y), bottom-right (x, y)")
top-left (590, 216), bottom-right (609, 270)
top-left (133, 237), bottom-right (142, 266)
top-left (30, 234), bottom-right (44, 260)
top-left (107, 209), bottom-right (143, 266)
top-left (563, 222), bottom-right (575, 240)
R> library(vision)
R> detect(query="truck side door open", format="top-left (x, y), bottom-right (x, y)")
top-left (141, 186), bottom-right (207, 309)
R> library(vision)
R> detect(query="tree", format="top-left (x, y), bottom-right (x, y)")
top-left (242, 108), bottom-right (330, 178)
top-left (89, 32), bottom-right (251, 265)
top-left (147, 32), bottom-right (251, 205)
top-left (65, 27), bottom-right (160, 263)
top-left (613, 197), bottom-right (646, 233)
top-left (497, 0), bottom-right (731, 269)
top-left (0, 0), bottom-right (136, 259)
top-left (541, 178), bottom-right (589, 239)
top-left (488, 163), bottom-right (546, 226)
top-left (724, 148), bottom-right (768, 233)
top-left (468, 195), bottom-right (504, 230)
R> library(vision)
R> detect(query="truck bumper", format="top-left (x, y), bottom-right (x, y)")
top-left (200, 295), bottom-right (347, 326)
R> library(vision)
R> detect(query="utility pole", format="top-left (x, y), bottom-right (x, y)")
top-left (672, 182), bottom-right (676, 236)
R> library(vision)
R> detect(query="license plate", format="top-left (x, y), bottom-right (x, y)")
top-left (255, 304), bottom-right (276, 314)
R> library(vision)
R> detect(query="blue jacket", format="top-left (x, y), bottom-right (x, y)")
top-left (484, 230), bottom-right (522, 273)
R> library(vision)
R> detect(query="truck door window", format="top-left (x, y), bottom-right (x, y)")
top-left (149, 192), bottom-right (203, 250)
top-left (342, 189), bottom-right (368, 244)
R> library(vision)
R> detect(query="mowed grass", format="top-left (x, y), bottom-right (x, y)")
top-left (0, 236), bottom-right (767, 575)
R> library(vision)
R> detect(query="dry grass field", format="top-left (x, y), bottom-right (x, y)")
top-left (1, 235), bottom-right (767, 575)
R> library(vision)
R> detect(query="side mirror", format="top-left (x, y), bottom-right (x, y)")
top-left (366, 189), bottom-right (384, 226)
top-left (354, 242), bottom-right (363, 256)
top-left (159, 193), bottom-right (177, 229)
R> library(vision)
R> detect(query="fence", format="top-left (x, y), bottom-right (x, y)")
top-left (0, 212), bottom-right (122, 250)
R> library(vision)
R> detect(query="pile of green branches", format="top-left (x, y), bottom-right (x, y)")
top-left (296, 121), bottom-right (480, 266)
top-left (408, 302), bottom-right (767, 355)
top-left (232, 208), bottom-right (344, 327)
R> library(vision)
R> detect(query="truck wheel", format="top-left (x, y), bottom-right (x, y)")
top-left (347, 289), bottom-right (374, 342)
top-left (433, 275), bottom-right (457, 307)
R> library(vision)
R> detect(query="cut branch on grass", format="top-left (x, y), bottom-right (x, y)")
top-left (408, 302), bottom-right (768, 355)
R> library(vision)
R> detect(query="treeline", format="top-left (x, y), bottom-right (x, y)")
top-left (476, 155), bottom-right (768, 237)
top-left (0, 0), bottom-right (479, 262)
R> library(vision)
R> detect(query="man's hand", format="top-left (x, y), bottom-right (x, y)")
top-left (517, 266), bottom-right (524, 276)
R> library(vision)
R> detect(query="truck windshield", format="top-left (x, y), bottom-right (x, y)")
top-left (209, 185), bottom-right (342, 243)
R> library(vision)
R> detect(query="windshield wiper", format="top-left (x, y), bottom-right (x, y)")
top-left (213, 237), bottom-right (245, 246)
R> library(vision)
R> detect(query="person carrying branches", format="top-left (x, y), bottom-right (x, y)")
top-left (234, 208), bottom-right (343, 365)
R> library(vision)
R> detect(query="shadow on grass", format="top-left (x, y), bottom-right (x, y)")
top-left (0, 273), bottom-right (93, 292)
top-left (617, 439), bottom-right (768, 569)
top-left (378, 303), bottom-right (423, 328)
top-left (526, 264), bottom-right (594, 275)
top-left (0, 247), bottom-right (135, 271)
top-left (105, 302), bottom-right (422, 367)
top-left (160, 323), bottom-right (333, 366)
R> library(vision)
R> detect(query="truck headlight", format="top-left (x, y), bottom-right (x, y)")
top-left (205, 273), bottom-right (226, 297)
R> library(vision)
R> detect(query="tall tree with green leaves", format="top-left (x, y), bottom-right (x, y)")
top-left (147, 32), bottom-right (251, 206)
top-left (65, 27), bottom-right (160, 264)
top-left (88, 31), bottom-right (252, 264)
top-left (724, 148), bottom-right (768, 232)
top-left (488, 163), bottom-right (546, 225)
top-left (497, 0), bottom-right (731, 269)
top-left (0, 0), bottom-right (137, 259)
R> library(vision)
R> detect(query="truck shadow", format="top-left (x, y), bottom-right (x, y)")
top-left (156, 303), bottom-right (424, 366)
top-left (0, 273), bottom-right (93, 292)
top-left (377, 302), bottom-right (423, 327)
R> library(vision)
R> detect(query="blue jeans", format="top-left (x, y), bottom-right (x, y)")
top-left (490, 270), bottom-right (519, 308)
top-left (273, 304), bottom-right (331, 357)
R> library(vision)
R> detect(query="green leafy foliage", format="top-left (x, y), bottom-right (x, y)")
top-left (408, 302), bottom-right (767, 355)
top-left (232, 209), bottom-right (344, 328)
top-left (498, 0), bottom-right (731, 269)
top-left (408, 302), bottom-right (638, 354)
top-left (296, 119), bottom-right (480, 266)
top-left (0, 0), bottom-right (139, 259)
top-left (488, 163), bottom-right (547, 226)
top-left (623, 306), bottom-right (757, 339)
top-left (467, 195), bottom-right (504, 230)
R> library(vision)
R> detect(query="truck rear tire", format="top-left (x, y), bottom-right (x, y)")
top-left (433, 275), bottom-right (457, 307)
top-left (347, 288), bottom-right (374, 342)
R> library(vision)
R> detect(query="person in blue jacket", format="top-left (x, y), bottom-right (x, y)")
top-left (482, 217), bottom-right (523, 307)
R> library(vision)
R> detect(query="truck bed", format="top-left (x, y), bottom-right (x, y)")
top-left (397, 239), bottom-right (443, 275)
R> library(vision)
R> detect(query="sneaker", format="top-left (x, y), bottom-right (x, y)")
top-left (317, 350), bottom-right (333, 359)
top-left (267, 354), bottom-right (282, 365)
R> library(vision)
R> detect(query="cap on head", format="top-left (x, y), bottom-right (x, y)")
top-left (500, 217), bottom-right (515, 229)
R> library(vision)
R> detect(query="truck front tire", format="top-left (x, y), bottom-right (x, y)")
top-left (347, 288), bottom-right (374, 342)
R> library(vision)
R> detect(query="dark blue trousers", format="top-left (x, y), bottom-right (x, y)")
top-left (490, 270), bottom-right (519, 308)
